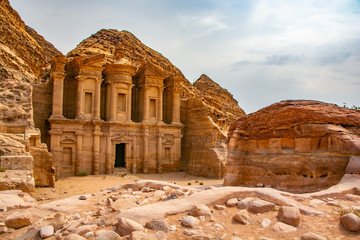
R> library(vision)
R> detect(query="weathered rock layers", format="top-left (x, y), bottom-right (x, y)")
top-left (224, 100), bottom-right (360, 192)
top-left (0, 0), bottom-right (58, 191)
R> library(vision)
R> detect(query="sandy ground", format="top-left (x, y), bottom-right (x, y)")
top-left (34, 172), bottom-right (223, 203)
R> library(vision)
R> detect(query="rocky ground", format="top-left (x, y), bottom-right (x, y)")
top-left (0, 174), bottom-right (360, 240)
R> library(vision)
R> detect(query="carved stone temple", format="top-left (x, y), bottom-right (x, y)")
top-left (48, 54), bottom-right (183, 178)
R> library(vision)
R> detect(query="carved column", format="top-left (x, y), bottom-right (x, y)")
top-left (171, 89), bottom-right (181, 124)
top-left (49, 129), bottom-right (62, 178)
top-left (105, 133), bottom-right (112, 174)
top-left (93, 78), bottom-right (101, 120)
top-left (109, 82), bottom-right (117, 121)
top-left (132, 135), bottom-right (137, 174)
top-left (143, 127), bottom-right (149, 173)
top-left (75, 131), bottom-right (83, 175)
top-left (157, 133), bottom-right (163, 173)
top-left (142, 86), bottom-right (149, 122)
top-left (51, 73), bottom-right (65, 118)
top-left (93, 125), bottom-right (101, 175)
top-left (174, 133), bottom-right (182, 171)
top-left (157, 87), bottom-right (164, 122)
top-left (126, 84), bottom-right (133, 122)
top-left (76, 76), bottom-right (85, 119)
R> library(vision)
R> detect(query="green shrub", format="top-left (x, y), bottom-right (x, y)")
top-left (76, 172), bottom-right (88, 177)
top-left (188, 182), bottom-right (191, 185)
top-left (199, 182), bottom-right (204, 185)
top-left (338, 207), bottom-right (360, 217)
top-left (0, 168), bottom-right (6, 172)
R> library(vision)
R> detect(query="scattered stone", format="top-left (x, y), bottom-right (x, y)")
top-left (169, 225), bottom-right (176, 231)
top-left (64, 234), bottom-right (86, 240)
top-left (84, 231), bottom-right (95, 239)
top-left (110, 198), bottom-right (137, 211)
top-left (345, 194), bottom-right (360, 202)
top-left (181, 216), bottom-right (200, 228)
top-left (233, 210), bottom-right (253, 225)
top-left (15, 228), bottom-right (40, 240)
top-left (236, 197), bottom-right (254, 209)
top-left (213, 205), bottom-right (225, 211)
top-left (183, 229), bottom-right (201, 236)
top-left (40, 225), bottom-right (54, 238)
top-left (277, 206), bottom-right (301, 227)
top-left (115, 217), bottom-right (144, 236)
top-left (301, 232), bottom-right (327, 240)
top-left (73, 225), bottom-right (98, 236)
top-left (188, 204), bottom-right (211, 217)
top-left (129, 231), bottom-right (157, 240)
top-left (226, 198), bottom-right (238, 207)
top-left (261, 218), bottom-right (271, 228)
top-left (272, 222), bottom-right (297, 233)
top-left (248, 200), bottom-right (275, 214)
top-left (212, 223), bottom-right (224, 230)
top-left (155, 231), bottom-right (167, 240)
top-left (145, 220), bottom-right (169, 232)
top-left (256, 183), bottom-right (264, 187)
top-left (79, 195), bottom-right (87, 200)
top-left (5, 211), bottom-right (33, 229)
top-left (340, 213), bottom-right (360, 232)
top-left (94, 230), bottom-right (121, 240)
top-left (190, 235), bottom-right (211, 240)
top-left (309, 199), bottom-right (325, 207)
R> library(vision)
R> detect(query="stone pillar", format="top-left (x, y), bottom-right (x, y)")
top-left (93, 125), bottom-right (101, 175)
top-left (93, 78), bottom-right (101, 120)
top-left (142, 86), bottom-right (149, 122)
top-left (76, 76), bottom-right (85, 119)
top-left (157, 87), bottom-right (163, 122)
top-left (143, 127), bottom-right (149, 173)
top-left (105, 133), bottom-right (112, 174)
top-left (127, 85), bottom-right (133, 122)
top-left (75, 131), bottom-right (83, 175)
top-left (157, 133), bottom-right (163, 173)
top-left (51, 73), bottom-right (65, 118)
top-left (109, 82), bottom-right (117, 121)
top-left (132, 135), bottom-right (137, 174)
top-left (171, 89), bottom-right (181, 124)
top-left (49, 129), bottom-right (62, 178)
top-left (174, 133), bottom-right (182, 171)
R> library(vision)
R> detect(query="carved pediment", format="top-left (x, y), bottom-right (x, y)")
top-left (112, 134), bottom-right (132, 142)
top-left (60, 138), bottom-right (76, 144)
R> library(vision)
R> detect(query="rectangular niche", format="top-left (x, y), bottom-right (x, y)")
top-left (85, 92), bottom-right (93, 114)
top-left (63, 147), bottom-right (72, 166)
top-left (150, 99), bottom-right (156, 118)
top-left (117, 93), bottom-right (126, 112)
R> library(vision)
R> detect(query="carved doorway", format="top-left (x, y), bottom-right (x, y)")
top-left (115, 143), bottom-right (126, 168)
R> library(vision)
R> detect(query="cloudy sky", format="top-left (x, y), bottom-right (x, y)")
top-left (11, 0), bottom-right (360, 113)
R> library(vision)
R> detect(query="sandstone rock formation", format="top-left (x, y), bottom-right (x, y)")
top-left (225, 100), bottom-right (360, 192)
top-left (0, 0), bottom-right (57, 191)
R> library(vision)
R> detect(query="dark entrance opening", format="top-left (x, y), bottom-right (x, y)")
top-left (115, 143), bottom-right (126, 168)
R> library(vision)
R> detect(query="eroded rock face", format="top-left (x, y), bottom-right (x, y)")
top-left (224, 100), bottom-right (360, 193)
top-left (0, 0), bottom-right (57, 190)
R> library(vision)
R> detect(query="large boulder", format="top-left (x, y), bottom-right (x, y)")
top-left (224, 100), bottom-right (360, 193)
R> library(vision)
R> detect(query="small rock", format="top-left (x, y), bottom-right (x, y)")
top-left (190, 235), bottom-right (211, 240)
top-left (327, 200), bottom-right (340, 207)
top-left (248, 200), bottom-right (275, 214)
top-left (5, 211), bottom-right (33, 229)
top-left (256, 183), bottom-right (264, 187)
top-left (183, 229), bottom-right (201, 236)
top-left (181, 216), bottom-right (200, 228)
top-left (155, 231), bottom-right (167, 240)
top-left (115, 217), bottom-right (144, 236)
top-left (301, 232), bottom-right (327, 240)
top-left (84, 231), bottom-right (94, 239)
top-left (188, 204), bottom-right (211, 217)
top-left (145, 220), bottom-right (169, 232)
top-left (225, 198), bottom-right (238, 207)
top-left (214, 205), bottom-right (226, 211)
top-left (212, 223), bottom-right (224, 230)
top-left (272, 222), bottom-right (297, 233)
top-left (277, 206), bottom-right (301, 227)
top-left (65, 234), bottom-right (86, 240)
top-left (309, 199), bottom-right (325, 207)
top-left (94, 230), bottom-right (121, 240)
top-left (79, 195), bottom-right (87, 200)
top-left (345, 194), bottom-right (360, 202)
top-left (15, 228), bottom-right (40, 239)
top-left (73, 225), bottom-right (97, 236)
top-left (169, 225), bottom-right (176, 231)
top-left (236, 197), bottom-right (254, 209)
top-left (230, 238), bottom-right (242, 240)
top-left (340, 213), bottom-right (360, 232)
top-left (129, 231), bottom-right (157, 240)
top-left (233, 210), bottom-right (253, 225)
top-left (261, 218), bottom-right (271, 228)
top-left (40, 225), bottom-right (54, 238)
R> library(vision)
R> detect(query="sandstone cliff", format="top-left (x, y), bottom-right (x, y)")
top-left (65, 29), bottom-right (245, 178)
top-left (225, 100), bottom-right (360, 193)
top-left (0, 0), bottom-right (58, 189)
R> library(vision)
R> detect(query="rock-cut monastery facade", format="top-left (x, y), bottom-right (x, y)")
top-left (49, 54), bottom-right (183, 178)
